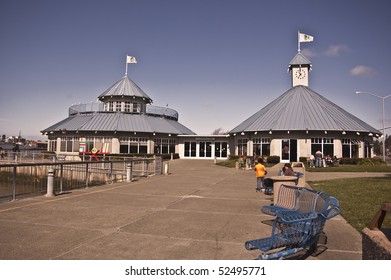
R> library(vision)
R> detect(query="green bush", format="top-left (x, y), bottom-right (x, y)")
top-left (267, 155), bottom-right (280, 164)
top-left (228, 155), bottom-right (239, 161)
top-left (299, 157), bottom-right (307, 164)
top-left (339, 157), bottom-right (359, 165)
top-left (339, 157), bottom-right (386, 166)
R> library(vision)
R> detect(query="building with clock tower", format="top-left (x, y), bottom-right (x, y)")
top-left (229, 51), bottom-right (380, 162)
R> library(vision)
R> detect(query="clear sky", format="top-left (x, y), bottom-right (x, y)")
top-left (1, 0), bottom-right (391, 140)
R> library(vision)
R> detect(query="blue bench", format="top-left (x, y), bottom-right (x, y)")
top-left (245, 186), bottom-right (340, 260)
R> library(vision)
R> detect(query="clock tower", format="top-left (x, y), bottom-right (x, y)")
top-left (288, 52), bottom-right (312, 87)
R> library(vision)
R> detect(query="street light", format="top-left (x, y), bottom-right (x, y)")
top-left (355, 91), bottom-right (391, 162)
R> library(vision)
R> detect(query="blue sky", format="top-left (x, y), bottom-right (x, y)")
top-left (1, 0), bottom-right (391, 139)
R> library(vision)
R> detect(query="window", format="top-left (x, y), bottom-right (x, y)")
top-left (60, 137), bottom-right (80, 152)
top-left (237, 138), bottom-right (248, 156)
top-left (120, 137), bottom-right (148, 154)
top-left (311, 138), bottom-right (334, 157)
top-left (154, 138), bottom-right (176, 154)
top-left (48, 140), bottom-right (57, 152)
top-left (342, 139), bottom-right (360, 158)
top-left (124, 101), bottom-right (131, 112)
top-left (253, 138), bottom-right (271, 157)
top-left (132, 102), bottom-right (140, 113)
top-left (115, 101), bottom-right (122, 112)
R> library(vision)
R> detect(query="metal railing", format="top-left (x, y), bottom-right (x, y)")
top-left (0, 157), bottom-right (162, 203)
top-left (68, 102), bottom-right (179, 120)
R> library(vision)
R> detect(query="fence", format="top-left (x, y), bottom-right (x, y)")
top-left (0, 157), bottom-right (162, 203)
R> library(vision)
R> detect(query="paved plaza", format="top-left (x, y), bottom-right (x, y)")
top-left (0, 159), bottom-right (368, 260)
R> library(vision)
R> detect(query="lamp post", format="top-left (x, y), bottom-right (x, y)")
top-left (355, 91), bottom-right (391, 162)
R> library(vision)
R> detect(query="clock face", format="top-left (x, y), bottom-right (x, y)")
top-left (295, 69), bottom-right (306, 79)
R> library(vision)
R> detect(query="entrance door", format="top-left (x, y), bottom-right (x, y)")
top-left (281, 139), bottom-right (297, 162)
top-left (199, 142), bottom-right (212, 158)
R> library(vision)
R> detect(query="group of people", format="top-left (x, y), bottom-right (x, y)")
top-left (254, 157), bottom-right (296, 192)
top-left (308, 151), bottom-right (338, 168)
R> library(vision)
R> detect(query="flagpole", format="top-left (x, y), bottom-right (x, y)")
top-left (125, 55), bottom-right (128, 76)
top-left (298, 31), bottom-right (301, 52)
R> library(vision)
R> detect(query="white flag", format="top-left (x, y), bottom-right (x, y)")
top-left (299, 33), bottom-right (314, 43)
top-left (126, 55), bottom-right (137, 63)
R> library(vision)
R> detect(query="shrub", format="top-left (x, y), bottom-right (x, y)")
top-left (228, 155), bottom-right (239, 161)
top-left (267, 155), bottom-right (280, 164)
top-left (299, 157), bottom-right (307, 164)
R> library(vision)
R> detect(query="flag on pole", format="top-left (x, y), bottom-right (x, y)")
top-left (299, 32), bottom-right (314, 43)
top-left (126, 55), bottom-right (137, 63)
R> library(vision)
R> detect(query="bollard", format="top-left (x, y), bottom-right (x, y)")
top-left (164, 161), bottom-right (170, 175)
top-left (214, 156), bottom-right (217, 164)
top-left (126, 163), bottom-right (132, 182)
top-left (46, 168), bottom-right (55, 197)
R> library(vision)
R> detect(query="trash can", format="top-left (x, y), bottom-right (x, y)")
top-left (269, 176), bottom-right (298, 204)
top-left (292, 162), bottom-right (305, 186)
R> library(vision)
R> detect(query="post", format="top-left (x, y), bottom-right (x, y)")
top-left (85, 162), bottom-right (89, 188)
top-left (126, 163), bottom-right (132, 182)
top-left (381, 98), bottom-right (386, 162)
top-left (164, 161), bottom-right (169, 175)
top-left (12, 166), bottom-right (17, 201)
top-left (46, 168), bottom-right (55, 197)
top-left (59, 164), bottom-right (63, 194)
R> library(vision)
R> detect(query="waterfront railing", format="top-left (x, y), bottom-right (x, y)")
top-left (0, 157), bottom-right (162, 202)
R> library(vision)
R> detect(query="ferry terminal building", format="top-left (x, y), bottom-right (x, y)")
top-left (42, 51), bottom-right (380, 162)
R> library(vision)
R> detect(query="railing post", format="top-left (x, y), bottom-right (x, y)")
top-left (85, 162), bottom-right (89, 188)
top-left (46, 168), bottom-right (55, 197)
top-left (109, 161), bottom-right (113, 183)
top-left (126, 162), bottom-right (132, 182)
top-left (146, 160), bottom-right (149, 177)
top-left (59, 163), bottom-right (64, 194)
top-left (12, 166), bottom-right (17, 201)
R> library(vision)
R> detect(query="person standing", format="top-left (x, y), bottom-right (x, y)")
top-left (315, 150), bottom-right (323, 168)
top-left (254, 157), bottom-right (267, 192)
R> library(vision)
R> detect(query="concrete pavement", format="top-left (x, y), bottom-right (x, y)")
top-left (0, 159), bottom-right (370, 260)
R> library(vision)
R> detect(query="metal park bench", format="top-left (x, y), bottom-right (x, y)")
top-left (245, 186), bottom-right (340, 260)
top-left (261, 185), bottom-right (301, 216)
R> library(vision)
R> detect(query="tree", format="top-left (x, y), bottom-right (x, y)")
top-left (211, 127), bottom-right (228, 135)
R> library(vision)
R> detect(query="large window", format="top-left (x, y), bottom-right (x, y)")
top-left (84, 137), bottom-right (112, 153)
top-left (237, 138), bottom-right (248, 156)
top-left (311, 138), bottom-right (334, 157)
top-left (253, 138), bottom-right (270, 157)
top-left (60, 137), bottom-right (80, 152)
top-left (120, 137), bottom-right (148, 154)
top-left (48, 139), bottom-right (57, 152)
top-left (154, 138), bottom-right (175, 154)
top-left (342, 139), bottom-right (360, 158)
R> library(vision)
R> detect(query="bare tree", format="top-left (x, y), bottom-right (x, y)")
top-left (211, 127), bottom-right (228, 135)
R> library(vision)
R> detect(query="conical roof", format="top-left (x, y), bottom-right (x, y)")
top-left (230, 85), bottom-right (380, 134)
top-left (98, 76), bottom-right (152, 103)
top-left (289, 52), bottom-right (312, 66)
